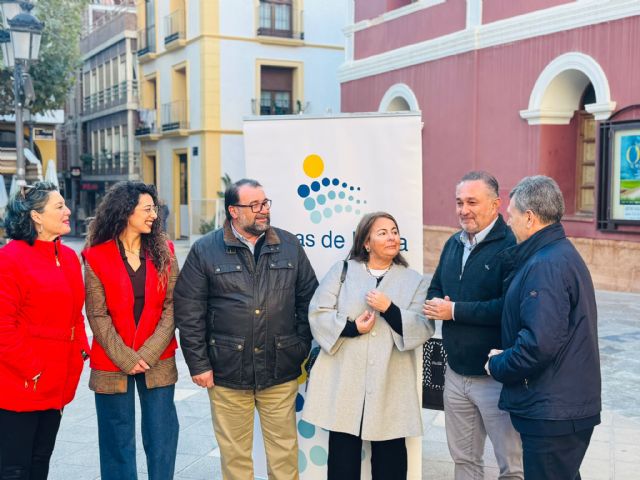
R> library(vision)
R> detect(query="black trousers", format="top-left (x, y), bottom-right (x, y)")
top-left (327, 430), bottom-right (407, 480)
top-left (0, 409), bottom-right (62, 480)
top-left (521, 427), bottom-right (594, 480)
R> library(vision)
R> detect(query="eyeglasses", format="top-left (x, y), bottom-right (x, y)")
top-left (233, 199), bottom-right (272, 213)
top-left (139, 205), bottom-right (159, 215)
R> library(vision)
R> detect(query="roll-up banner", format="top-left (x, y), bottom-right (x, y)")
top-left (244, 112), bottom-right (424, 480)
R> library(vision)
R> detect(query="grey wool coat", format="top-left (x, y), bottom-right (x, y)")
top-left (302, 259), bottom-right (434, 441)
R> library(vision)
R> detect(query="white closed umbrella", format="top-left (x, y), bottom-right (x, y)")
top-left (0, 175), bottom-right (8, 219)
top-left (24, 148), bottom-right (43, 182)
top-left (9, 175), bottom-right (19, 198)
top-left (44, 159), bottom-right (59, 188)
top-left (0, 175), bottom-right (8, 208)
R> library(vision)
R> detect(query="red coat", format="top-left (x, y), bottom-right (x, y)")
top-left (0, 239), bottom-right (89, 412)
top-left (82, 240), bottom-right (177, 372)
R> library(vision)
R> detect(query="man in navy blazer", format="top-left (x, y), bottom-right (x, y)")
top-left (487, 175), bottom-right (601, 480)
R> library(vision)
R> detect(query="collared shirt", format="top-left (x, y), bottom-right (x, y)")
top-left (230, 221), bottom-right (265, 255)
top-left (460, 216), bottom-right (499, 272)
top-left (452, 216), bottom-right (498, 320)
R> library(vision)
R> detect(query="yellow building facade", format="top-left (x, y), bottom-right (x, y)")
top-left (136, 0), bottom-right (344, 239)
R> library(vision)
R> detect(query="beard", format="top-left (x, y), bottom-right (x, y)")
top-left (244, 214), bottom-right (270, 236)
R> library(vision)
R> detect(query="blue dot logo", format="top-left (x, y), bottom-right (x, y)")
top-left (310, 446), bottom-right (328, 466)
top-left (298, 420), bottom-right (316, 439)
top-left (296, 155), bottom-right (368, 224)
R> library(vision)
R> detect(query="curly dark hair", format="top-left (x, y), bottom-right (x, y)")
top-left (4, 182), bottom-right (59, 245)
top-left (348, 211), bottom-right (408, 267)
top-left (86, 181), bottom-right (172, 284)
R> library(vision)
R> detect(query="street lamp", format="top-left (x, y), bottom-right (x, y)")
top-left (0, 0), bottom-right (43, 187)
top-left (0, 28), bottom-right (13, 67)
top-left (8, 4), bottom-right (43, 61)
top-left (0, 1), bottom-right (21, 29)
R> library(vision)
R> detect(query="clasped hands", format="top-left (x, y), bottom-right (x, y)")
top-left (355, 289), bottom-right (391, 334)
top-left (128, 358), bottom-right (150, 375)
top-left (423, 296), bottom-right (453, 320)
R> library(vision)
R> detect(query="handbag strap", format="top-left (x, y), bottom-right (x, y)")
top-left (339, 259), bottom-right (348, 284)
top-left (333, 260), bottom-right (348, 309)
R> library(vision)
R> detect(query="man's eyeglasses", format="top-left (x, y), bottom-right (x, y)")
top-left (233, 199), bottom-right (272, 213)
top-left (139, 205), bottom-right (159, 215)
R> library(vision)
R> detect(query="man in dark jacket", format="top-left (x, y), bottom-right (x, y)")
top-left (174, 178), bottom-right (318, 480)
top-left (425, 171), bottom-right (523, 479)
top-left (487, 175), bottom-right (601, 480)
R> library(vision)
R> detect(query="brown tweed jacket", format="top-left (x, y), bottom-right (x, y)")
top-left (84, 256), bottom-right (179, 393)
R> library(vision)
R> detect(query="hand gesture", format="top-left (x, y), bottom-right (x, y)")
top-left (192, 370), bottom-right (215, 388)
top-left (366, 289), bottom-right (392, 313)
top-left (128, 358), bottom-right (150, 375)
top-left (355, 310), bottom-right (376, 334)
top-left (423, 296), bottom-right (453, 320)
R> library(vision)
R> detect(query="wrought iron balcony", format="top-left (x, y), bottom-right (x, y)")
top-left (137, 25), bottom-right (156, 56)
top-left (135, 108), bottom-right (158, 136)
top-left (82, 80), bottom-right (139, 115)
top-left (83, 151), bottom-right (140, 176)
top-left (164, 9), bottom-right (185, 45)
top-left (161, 101), bottom-right (189, 132)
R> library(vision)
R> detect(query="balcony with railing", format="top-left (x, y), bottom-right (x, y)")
top-left (257, 1), bottom-right (304, 41)
top-left (164, 9), bottom-right (186, 47)
top-left (135, 108), bottom-right (159, 137)
top-left (137, 25), bottom-right (156, 57)
top-left (81, 10), bottom-right (137, 54)
top-left (161, 101), bottom-right (189, 133)
top-left (82, 80), bottom-right (139, 116)
top-left (83, 151), bottom-right (141, 177)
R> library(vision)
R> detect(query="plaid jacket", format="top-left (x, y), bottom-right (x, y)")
top-left (84, 251), bottom-right (179, 393)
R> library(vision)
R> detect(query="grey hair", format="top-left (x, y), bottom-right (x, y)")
top-left (457, 171), bottom-right (499, 198)
top-left (509, 175), bottom-right (565, 224)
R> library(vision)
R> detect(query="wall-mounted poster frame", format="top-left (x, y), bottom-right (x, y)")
top-left (598, 115), bottom-right (640, 231)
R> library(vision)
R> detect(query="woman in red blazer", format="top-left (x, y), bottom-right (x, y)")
top-left (83, 181), bottom-right (178, 480)
top-left (0, 182), bottom-right (90, 480)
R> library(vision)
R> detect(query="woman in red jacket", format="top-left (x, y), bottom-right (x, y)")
top-left (0, 182), bottom-right (90, 480)
top-left (83, 181), bottom-right (178, 480)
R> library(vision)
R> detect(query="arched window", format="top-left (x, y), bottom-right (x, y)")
top-left (378, 83), bottom-right (420, 112)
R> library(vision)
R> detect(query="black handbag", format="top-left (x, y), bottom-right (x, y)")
top-left (304, 260), bottom-right (348, 382)
top-left (422, 337), bottom-right (447, 410)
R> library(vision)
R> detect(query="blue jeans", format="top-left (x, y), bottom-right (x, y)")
top-left (95, 374), bottom-right (179, 480)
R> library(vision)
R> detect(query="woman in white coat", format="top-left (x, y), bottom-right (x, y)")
top-left (303, 212), bottom-right (434, 480)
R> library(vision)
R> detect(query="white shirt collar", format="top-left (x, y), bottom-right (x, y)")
top-left (460, 216), bottom-right (498, 249)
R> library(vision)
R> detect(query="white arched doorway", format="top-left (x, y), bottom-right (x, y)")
top-left (520, 52), bottom-right (616, 124)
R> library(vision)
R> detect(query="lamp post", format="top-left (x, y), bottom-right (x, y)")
top-left (0, 0), bottom-right (43, 187)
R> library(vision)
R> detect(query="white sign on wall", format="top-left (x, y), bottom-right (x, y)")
top-left (244, 112), bottom-right (424, 480)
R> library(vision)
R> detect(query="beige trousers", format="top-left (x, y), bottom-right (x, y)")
top-left (208, 380), bottom-right (299, 480)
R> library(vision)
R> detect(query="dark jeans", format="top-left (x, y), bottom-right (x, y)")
top-left (0, 408), bottom-right (62, 480)
top-left (95, 374), bottom-right (179, 480)
top-left (521, 428), bottom-right (594, 480)
top-left (327, 430), bottom-right (407, 480)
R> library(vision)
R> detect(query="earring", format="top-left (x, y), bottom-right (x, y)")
top-left (365, 246), bottom-right (370, 252)
top-left (37, 224), bottom-right (43, 234)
